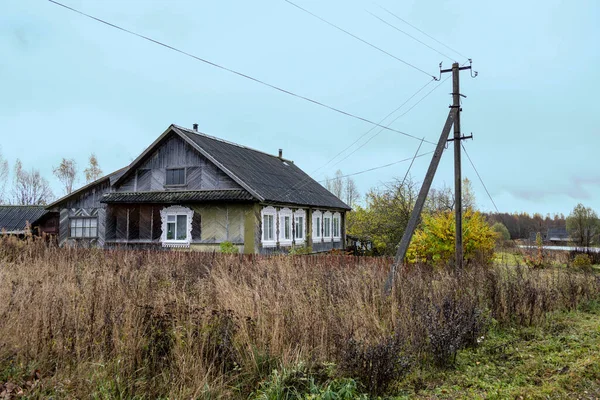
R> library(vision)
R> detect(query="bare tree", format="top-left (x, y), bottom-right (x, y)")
top-left (344, 176), bottom-right (360, 208)
top-left (425, 178), bottom-right (476, 213)
top-left (84, 153), bottom-right (103, 183)
top-left (0, 148), bottom-right (9, 204)
top-left (53, 158), bottom-right (78, 195)
top-left (12, 159), bottom-right (54, 205)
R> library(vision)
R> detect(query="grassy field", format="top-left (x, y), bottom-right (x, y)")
top-left (0, 236), bottom-right (598, 399)
top-left (395, 300), bottom-right (600, 399)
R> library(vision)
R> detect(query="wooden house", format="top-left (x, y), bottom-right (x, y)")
top-left (0, 205), bottom-right (58, 236)
top-left (47, 124), bottom-right (351, 253)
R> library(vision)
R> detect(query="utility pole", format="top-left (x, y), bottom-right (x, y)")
top-left (452, 62), bottom-right (463, 268)
top-left (385, 60), bottom-right (476, 292)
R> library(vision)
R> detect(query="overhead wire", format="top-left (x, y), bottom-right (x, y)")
top-left (461, 143), bottom-right (500, 212)
top-left (283, 0), bottom-right (438, 80)
top-left (48, 0), bottom-right (429, 144)
top-left (366, 11), bottom-right (455, 62)
top-left (274, 77), bottom-right (436, 202)
top-left (325, 73), bottom-right (452, 172)
top-left (375, 3), bottom-right (469, 61)
top-left (318, 150), bottom-right (434, 182)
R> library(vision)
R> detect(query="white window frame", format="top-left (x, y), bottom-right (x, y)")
top-left (333, 212), bottom-right (341, 242)
top-left (293, 209), bottom-right (306, 244)
top-left (261, 206), bottom-right (277, 247)
top-left (69, 217), bottom-right (98, 238)
top-left (312, 210), bottom-right (322, 241)
top-left (278, 208), bottom-right (293, 246)
top-left (323, 211), bottom-right (333, 241)
top-left (160, 205), bottom-right (193, 248)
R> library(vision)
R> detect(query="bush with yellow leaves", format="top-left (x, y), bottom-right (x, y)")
top-left (406, 210), bottom-right (497, 266)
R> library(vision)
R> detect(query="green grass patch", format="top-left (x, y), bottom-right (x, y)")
top-left (493, 251), bottom-right (526, 266)
top-left (394, 299), bottom-right (600, 399)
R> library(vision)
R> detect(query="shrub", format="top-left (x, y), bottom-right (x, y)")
top-left (219, 241), bottom-right (239, 254)
top-left (572, 253), bottom-right (592, 268)
top-left (338, 334), bottom-right (411, 395)
top-left (491, 222), bottom-right (511, 246)
top-left (422, 295), bottom-right (487, 367)
top-left (406, 210), bottom-right (497, 266)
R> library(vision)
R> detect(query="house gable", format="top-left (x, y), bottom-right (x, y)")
top-left (114, 133), bottom-right (243, 193)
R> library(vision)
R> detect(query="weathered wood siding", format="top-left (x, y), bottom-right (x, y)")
top-left (104, 203), bottom-right (251, 247)
top-left (115, 135), bottom-right (241, 192)
top-left (65, 180), bottom-right (112, 209)
top-left (59, 207), bottom-right (104, 248)
top-left (58, 180), bottom-right (112, 247)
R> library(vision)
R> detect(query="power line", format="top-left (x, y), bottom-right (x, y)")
top-left (325, 73), bottom-right (451, 171)
top-left (400, 138), bottom-right (424, 187)
top-left (283, 0), bottom-right (438, 80)
top-left (366, 11), bottom-right (454, 62)
top-left (376, 3), bottom-right (469, 61)
top-left (461, 143), bottom-right (499, 212)
top-left (318, 151), bottom-right (434, 182)
top-left (272, 78), bottom-right (435, 203)
top-left (48, 0), bottom-right (428, 144)
top-left (309, 78), bottom-right (435, 176)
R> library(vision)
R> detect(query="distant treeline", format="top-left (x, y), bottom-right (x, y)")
top-left (484, 212), bottom-right (566, 240)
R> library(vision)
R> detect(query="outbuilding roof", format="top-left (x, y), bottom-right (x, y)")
top-left (0, 206), bottom-right (49, 234)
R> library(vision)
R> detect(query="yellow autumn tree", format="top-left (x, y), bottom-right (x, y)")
top-left (406, 210), bottom-right (497, 267)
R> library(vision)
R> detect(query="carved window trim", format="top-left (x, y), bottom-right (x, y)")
top-left (261, 206), bottom-right (277, 247)
top-left (323, 211), bottom-right (333, 241)
top-left (293, 209), bottom-right (306, 244)
top-left (278, 207), bottom-right (293, 246)
top-left (160, 205), bottom-right (193, 248)
top-left (333, 212), bottom-right (341, 242)
top-left (312, 210), bottom-right (322, 241)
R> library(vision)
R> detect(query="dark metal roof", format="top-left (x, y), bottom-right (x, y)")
top-left (101, 189), bottom-right (256, 204)
top-left (173, 125), bottom-right (351, 210)
top-left (0, 206), bottom-right (48, 233)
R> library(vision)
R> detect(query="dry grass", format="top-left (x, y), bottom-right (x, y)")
top-left (0, 235), bottom-right (598, 398)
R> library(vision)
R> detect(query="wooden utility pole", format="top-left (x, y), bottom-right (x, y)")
top-left (385, 60), bottom-right (476, 292)
top-left (385, 109), bottom-right (456, 292)
top-left (451, 62), bottom-right (463, 269)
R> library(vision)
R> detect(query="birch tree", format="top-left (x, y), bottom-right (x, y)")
top-left (84, 153), bottom-right (103, 183)
top-left (0, 148), bottom-right (8, 204)
top-left (53, 158), bottom-right (78, 195)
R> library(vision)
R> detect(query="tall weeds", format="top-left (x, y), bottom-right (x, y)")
top-left (0, 236), bottom-right (597, 398)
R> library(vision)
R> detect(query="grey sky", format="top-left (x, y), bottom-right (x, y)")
top-left (1, 0), bottom-right (598, 216)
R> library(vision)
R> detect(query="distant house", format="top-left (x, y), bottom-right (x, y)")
top-left (528, 227), bottom-right (570, 244)
top-left (546, 227), bottom-right (569, 244)
top-left (0, 205), bottom-right (58, 236)
top-left (47, 124), bottom-right (351, 253)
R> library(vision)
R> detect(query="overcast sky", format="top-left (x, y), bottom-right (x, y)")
top-left (2, 0), bottom-right (599, 216)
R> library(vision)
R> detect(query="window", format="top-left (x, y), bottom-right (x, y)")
top-left (166, 215), bottom-right (188, 240)
top-left (323, 211), bottom-right (332, 239)
top-left (263, 214), bottom-right (274, 241)
top-left (279, 208), bottom-right (293, 245)
top-left (69, 218), bottom-right (97, 238)
top-left (166, 168), bottom-right (186, 186)
top-left (261, 206), bottom-right (277, 247)
top-left (294, 209), bottom-right (306, 243)
top-left (333, 212), bottom-right (341, 241)
top-left (160, 205), bottom-right (194, 247)
top-left (312, 210), bottom-right (322, 240)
